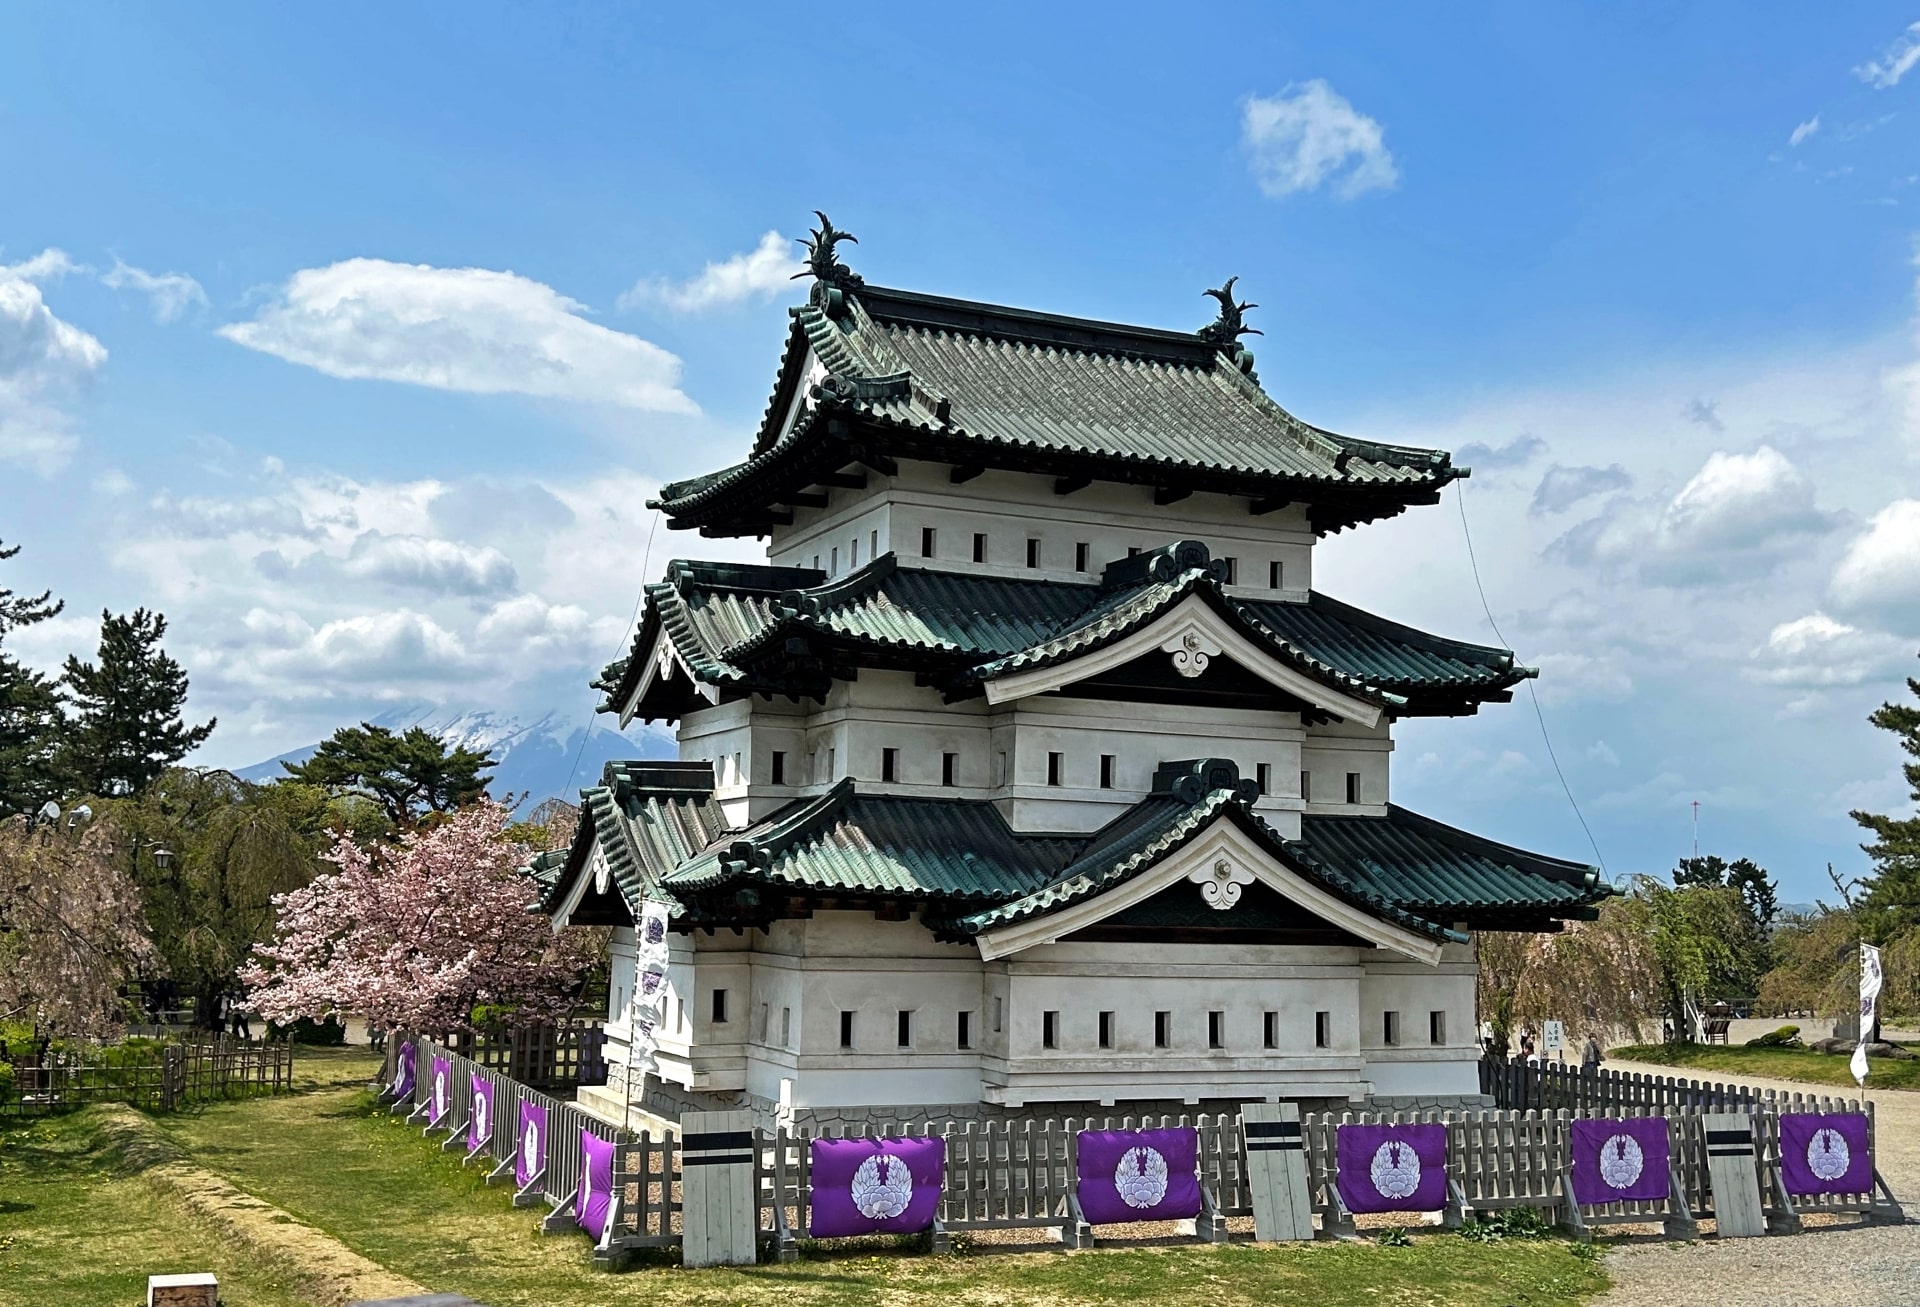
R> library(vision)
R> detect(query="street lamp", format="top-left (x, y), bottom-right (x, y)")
top-left (152, 847), bottom-right (174, 870)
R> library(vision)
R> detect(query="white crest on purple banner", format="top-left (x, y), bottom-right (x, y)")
top-left (523, 1119), bottom-right (540, 1162)
top-left (433, 1067), bottom-right (448, 1117)
top-left (851, 1154), bottom-right (914, 1219)
top-left (1370, 1139), bottom-right (1422, 1199)
top-left (1114, 1146), bottom-right (1170, 1209)
top-left (1808, 1128), bottom-right (1851, 1181)
top-left (474, 1092), bottom-right (489, 1137)
top-left (1597, 1133), bottom-right (1644, 1190)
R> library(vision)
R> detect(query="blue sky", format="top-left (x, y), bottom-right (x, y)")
top-left (5, 5), bottom-right (1920, 898)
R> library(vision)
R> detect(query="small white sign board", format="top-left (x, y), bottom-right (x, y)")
top-left (1543, 1020), bottom-right (1565, 1055)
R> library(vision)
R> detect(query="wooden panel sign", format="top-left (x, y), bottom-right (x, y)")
top-left (1241, 1102), bottom-right (1315, 1242)
top-left (1701, 1111), bottom-right (1767, 1238)
top-left (680, 1110), bottom-right (757, 1267)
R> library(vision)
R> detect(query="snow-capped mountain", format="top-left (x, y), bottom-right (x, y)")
top-left (236, 705), bottom-right (668, 810)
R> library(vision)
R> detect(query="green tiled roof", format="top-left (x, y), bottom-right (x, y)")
top-left (532, 757), bottom-right (1607, 940)
top-left (663, 779), bottom-right (1080, 902)
top-left (602, 542), bottom-right (1529, 720)
top-left (653, 286), bottom-right (1459, 536)
top-left (1295, 805), bottom-right (1604, 916)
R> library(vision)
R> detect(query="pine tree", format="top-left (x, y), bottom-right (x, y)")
top-left (60, 609), bottom-right (215, 798)
top-left (282, 722), bottom-right (493, 828)
top-left (0, 541), bottom-right (67, 817)
top-left (1854, 662), bottom-right (1920, 942)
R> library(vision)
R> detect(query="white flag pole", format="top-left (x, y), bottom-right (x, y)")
top-left (1851, 942), bottom-right (1883, 1087)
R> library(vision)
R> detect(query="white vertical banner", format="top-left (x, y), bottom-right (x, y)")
top-left (1851, 942), bottom-right (1883, 1086)
top-left (631, 900), bottom-right (673, 1076)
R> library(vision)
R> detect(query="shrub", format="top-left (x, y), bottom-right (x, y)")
top-left (1746, 1025), bottom-right (1802, 1048)
top-left (1375, 1226), bottom-right (1412, 1247)
top-left (1461, 1205), bottom-right (1555, 1242)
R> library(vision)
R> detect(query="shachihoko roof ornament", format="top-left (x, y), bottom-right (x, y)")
top-left (793, 210), bottom-right (864, 311)
top-left (1197, 276), bottom-right (1262, 350)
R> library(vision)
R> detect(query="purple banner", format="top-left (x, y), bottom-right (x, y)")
top-left (515, 1100), bottom-right (548, 1190)
top-left (1570, 1118), bottom-right (1671, 1204)
top-left (1780, 1112), bottom-right (1872, 1196)
top-left (808, 1137), bottom-right (945, 1238)
top-left (429, 1055), bottom-right (451, 1124)
top-left (468, 1073), bottom-right (495, 1152)
top-left (576, 1131), bottom-right (616, 1238)
top-left (1075, 1127), bottom-right (1202, 1224)
top-left (392, 1040), bottom-right (416, 1099)
top-left (1336, 1122), bottom-right (1448, 1214)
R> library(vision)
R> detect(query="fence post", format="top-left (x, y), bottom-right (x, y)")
top-left (159, 1045), bottom-right (185, 1111)
top-left (680, 1110), bottom-right (757, 1267)
top-left (1241, 1102), bottom-right (1314, 1241)
top-left (1701, 1111), bottom-right (1767, 1238)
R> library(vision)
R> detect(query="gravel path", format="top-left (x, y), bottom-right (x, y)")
top-left (1596, 1059), bottom-right (1917, 1306)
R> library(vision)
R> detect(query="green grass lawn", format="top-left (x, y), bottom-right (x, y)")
top-left (1613, 1041), bottom-right (1920, 1090)
top-left (4, 1051), bottom-right (1612, 1307)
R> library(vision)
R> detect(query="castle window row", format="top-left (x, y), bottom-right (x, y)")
top-left (802, 1006), bottom-right (1448, 1052)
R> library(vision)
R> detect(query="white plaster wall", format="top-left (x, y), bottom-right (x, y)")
top-left (767, 460), bottom-right (1314, 594)
top-left (1301, 716), bottom-right (1393, 816)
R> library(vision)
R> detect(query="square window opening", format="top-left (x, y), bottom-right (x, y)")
top-left (712, 989), bottom-right (729, 1024)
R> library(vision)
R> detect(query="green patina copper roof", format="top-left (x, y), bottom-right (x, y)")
top-left (652, 286), bottom-right (1459, 536)
top-left (530, 756), bottom-right (1604, 943)
top-left (600, 542), bottom-right (1530, 720)
top-left (662, 778), bottom-right (1080, 902)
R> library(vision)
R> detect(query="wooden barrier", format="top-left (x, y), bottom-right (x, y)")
top-left (682, 1111), bottom-right (757, 1267)
top-left (1242, 1102), bottom-right (1313, 1241)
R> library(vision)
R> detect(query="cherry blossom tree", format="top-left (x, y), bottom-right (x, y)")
top-left (240, 801), bottom-right (596, 1034)
top-left (0, 812), bottom-right (156, 1042)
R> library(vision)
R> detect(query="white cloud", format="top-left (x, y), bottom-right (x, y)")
top-left (1454, 432), bottom-right (1546, 473)
top-left (101, 258), bottom-right (207, 323)
top-left (340, 531), bottom-right (518, 596)
top-left (622, 231), bottom-right (802, 312)
top-left (1242, 80), bottom-right (1398, 200)
top-left (1855, 21), bottom-right (1920, 89)
top-left (1828, 499), bottom-right (1920, 633)
top-left (1531, 464), bottom-right (1632, 515)
top-left (0, 249), bottom-right (108, 475)
top-left (1789, 116), bottom-right (1821, 147)
top-left (1659, 446), bottom-right (1833, 552)
top-left (218, 258), bottom-right (696, 412)
top-left (1683, 397), bottom-right (1724, 430)
top-left (1749, 612), bottom-right (1913, 688)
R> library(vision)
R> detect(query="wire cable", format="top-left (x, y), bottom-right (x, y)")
top-left (560, 507), bottom-right (662, 800)
top-left (1454, 481), bottom-right (1608, 876)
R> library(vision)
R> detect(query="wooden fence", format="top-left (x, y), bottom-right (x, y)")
top-left (3, 1038), bottom-right (295, 1116)
top-left (421, 1022), bottom-right (608, 1090)
top-left (1481, 1056), bottom-right (1772, 1112)
top-left (380, 1040), bottom-right (1902, 1266)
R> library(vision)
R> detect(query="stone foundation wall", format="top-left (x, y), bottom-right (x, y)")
top-left (1363, 1093), bottom-right (1496, 1112)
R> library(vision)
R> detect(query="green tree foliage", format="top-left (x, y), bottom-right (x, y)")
top-left (110, 768), bottom-right (351, 1028)
top-left (0, 541), bottom-right (66, 818)
top-left (1853, 663), bottom-right (1920, 944)
top-left (59, 609), bottom-right (215, 799)
top-left (281, 723), bottom-right (493, 829)
top-left (1673, 854), bottom-right (1780, 931)
top-left (1759, 907), bottom-right (1861, 1017)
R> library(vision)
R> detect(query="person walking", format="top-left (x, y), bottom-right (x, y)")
top-left (1581, 1033), bottom-right (1603, 1075)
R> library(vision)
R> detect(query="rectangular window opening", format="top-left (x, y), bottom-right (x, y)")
top-left (1300, 771), bottom-right (1312, 804)
top-left (942, 752), bottom-right (958, 787)
top-left (1026, 537), bottom-right (1041, 569)
top-left (1154, 1011), bottom-right (1171, 1049)
top-left (781, 1007), bottom-right (792, 1048)
top-left (1098, 1011), bottom-right (1114, 1049)
top-left (839, 1010), bottom-right (855, 1049)
top-left (1384, 1010), bottom-right (1402, 1046)
top-left (1263, 1011), bottom-right (1279, 1049)
top-left (712, 989), bottom-right (729, 1024)
top-left (1221, 556), bottom-right (1237, 585)
top-left (1047, 751), bottom-right (1064, 787)
top-left (870, 529), bottom-right (878, 559)
top-left (827, 746), bottom-right (836, 778)
top-left (1208, 1011), bottom-right (1225, 1049)
top-left (1099, 754), bottom-right (1115, 789)
top-left (1430, 1011), bottom-right (1447, 1046)
top-left (897, 1009), bottom-right (913, 1048)
top-left (771, 750), bottom-right (786, 785)
top-left (1256, 762), bottom-right (1271, 796)
top-left (972, 532), bottom-right (988, 563)
top-left (993, 997), bottom-right (1003, 1033)
top-left (812, 554), bottom-right (820, 571)
top-left (851, 537), bottom-right (860, 568)
top-left (1315, 1011), bottom-right (1331, 1048)
top-left (957, 1010), bottom-right (972, 1050)
top-left (1346, 771), bottom-right (1362, 804)
top-left (830, 545), bottom-right (838, 574)
top-left (1127, 545), bottom-right (1141, 557)
top-left (882, 747), bottom-right (899, 783)
top-left (921, 526), bottom-right (937, 558)
top-left (1269, 559), bottom-right (1284, 590)
top-left (1075, 541), bottom-right (1091, 572)
top-left (1042, 1010), bottom-right (1059, 1049)
top-left (995, 751), bottom-right (1008, 786)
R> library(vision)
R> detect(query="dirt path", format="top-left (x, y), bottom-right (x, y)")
top-left (1596, 1060), bottom-right (1918, 1307)
top-left (99, 1105), bottom-right (427, 1307)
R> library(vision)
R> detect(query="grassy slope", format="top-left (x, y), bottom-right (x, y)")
top-left (150, 1078), bottom-right (1605, 1307)
top-left (1612, 1042), bottom-right (1920, 1090)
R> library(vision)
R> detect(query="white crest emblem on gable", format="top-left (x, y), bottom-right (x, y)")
top-left (1161, 624), bottom-right (1221, 678)
top-left (1190, 856), bottom-right (1255, 910)
top-left (590, 846), bottom-right (612, 897)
